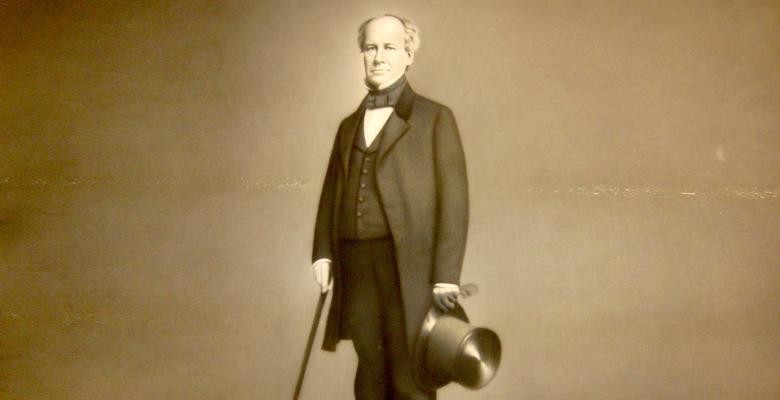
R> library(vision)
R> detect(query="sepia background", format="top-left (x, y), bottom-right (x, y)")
top-left (1, 1), bottom-right (778, 399)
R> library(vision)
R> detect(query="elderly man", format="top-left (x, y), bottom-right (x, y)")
top-left (311, 14), bottom-right (468, 400)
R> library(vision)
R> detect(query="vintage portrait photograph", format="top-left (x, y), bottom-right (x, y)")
top-left (1, 1), bottom-right (778, 399)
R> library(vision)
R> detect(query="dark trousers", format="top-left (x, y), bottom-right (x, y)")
top-left (339, 238), bottom-right (435, 400)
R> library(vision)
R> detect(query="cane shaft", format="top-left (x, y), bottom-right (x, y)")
top-left (293, 291), bottom-right (327, 400)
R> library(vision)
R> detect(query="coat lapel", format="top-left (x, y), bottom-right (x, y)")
top-left (377, 112), bottom-right (410, 162)
top-left (339, 107), bottom-right (363, 175)
top-left (377, 83), bottom-right (416, 162)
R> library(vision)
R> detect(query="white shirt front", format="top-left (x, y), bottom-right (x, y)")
top-left (363, 108), bottom-right (394, 147)
top-left (362, 72), bottom-right (405, 147)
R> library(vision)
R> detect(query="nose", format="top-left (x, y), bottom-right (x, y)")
top-left (372, 48), bottom-right (386, 65)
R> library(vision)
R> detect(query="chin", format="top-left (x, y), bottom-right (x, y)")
top-left (366, 76), bottom-right (388, 87)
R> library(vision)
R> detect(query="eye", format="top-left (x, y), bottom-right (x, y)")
top-left (385, 45), bottom-right (397, 51)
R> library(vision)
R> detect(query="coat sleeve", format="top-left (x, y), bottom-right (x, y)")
top-left (432, 106), bottom-right (469, 284)
top-left (312, 130), bottom-right (341, 263)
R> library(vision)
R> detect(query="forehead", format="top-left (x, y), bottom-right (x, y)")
top-left (363, 17), bottom-right (406, 44)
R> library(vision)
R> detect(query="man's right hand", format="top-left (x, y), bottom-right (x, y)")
top-left (311, 259), bottom-right (332, 293)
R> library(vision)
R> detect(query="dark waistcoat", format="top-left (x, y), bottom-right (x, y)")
top-left (337, 118), bottom-right (391, 239)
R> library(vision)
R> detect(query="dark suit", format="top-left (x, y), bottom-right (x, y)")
top-left (312, 81), bottom-right (468, 399)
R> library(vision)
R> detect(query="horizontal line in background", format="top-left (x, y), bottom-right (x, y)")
top-left (517, 185), bottom-right (780, 200)
top-left (1, 178), bottom-right (778, 199)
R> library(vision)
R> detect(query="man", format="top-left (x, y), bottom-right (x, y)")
top-left (310, 14), bottom-right (468, 400)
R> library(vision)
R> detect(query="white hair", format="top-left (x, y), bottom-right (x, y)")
top-left (357, 14), bottom-right (420, 54)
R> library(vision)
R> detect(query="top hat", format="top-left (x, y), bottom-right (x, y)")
top-left (412, 288), bottom-right (501, 391)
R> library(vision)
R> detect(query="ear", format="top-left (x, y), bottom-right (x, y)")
top-left (407, 51), bottom-right (414, 66)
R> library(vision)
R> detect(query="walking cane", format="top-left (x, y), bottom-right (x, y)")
top-left (293, 291), bottom-right (328, 400)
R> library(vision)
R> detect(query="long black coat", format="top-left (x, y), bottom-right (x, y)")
top-left (312, 83), bottom-right (469, 353)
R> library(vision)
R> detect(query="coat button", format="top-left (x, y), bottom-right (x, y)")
top-left (358, 196), bottom-right (365, 202)
top-left (356, 211), bottom-right (363, 217)
top-left (362, 169), bottom-right (368, 174)
top-left (360, 182), bottom-right (366, 188)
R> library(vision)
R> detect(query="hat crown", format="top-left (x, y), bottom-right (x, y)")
top-left (413, 304), bottom-right (501, 390)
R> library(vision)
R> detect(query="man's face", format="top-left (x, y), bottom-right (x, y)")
top-left (362, 17), bottom-right (414, 88)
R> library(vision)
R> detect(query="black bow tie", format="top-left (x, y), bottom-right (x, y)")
top-left (364, 75), bottom-right (406, 109)
top-left (366, 93), bottom-right (393, 109)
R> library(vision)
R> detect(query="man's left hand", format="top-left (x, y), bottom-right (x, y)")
top-left (433, 284), bottom-right (460, 311)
